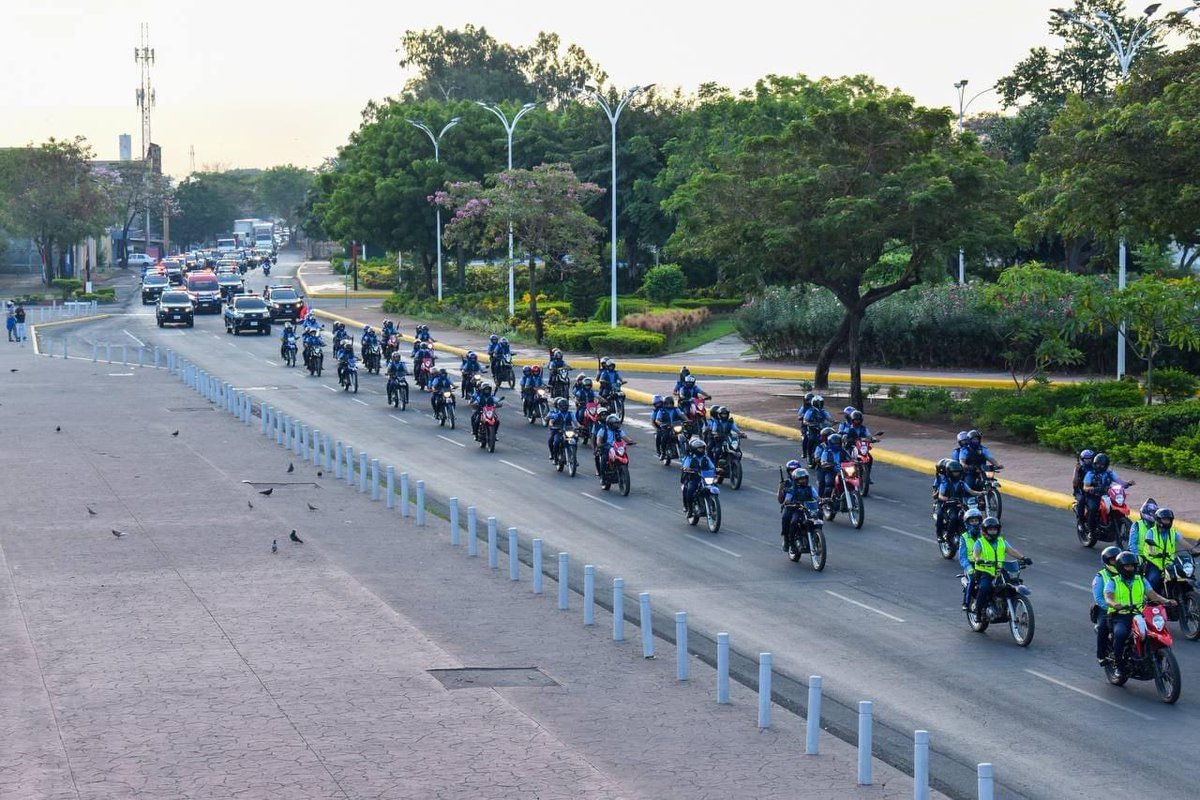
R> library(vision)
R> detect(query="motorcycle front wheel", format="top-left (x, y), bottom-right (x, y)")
top-left (729, 459), bottom-right (743, 490)
top-left (1179, 593), bottom-right (1200, 641)
top-left (568, 447), bottom-right (578, 478)
top-left (1009, 596), bottom-right (1035, 647)
top-left (400, 385), bottom-right (409, 410)
top-left (556, 447), bottom-right (566, 473)
top-left (705, 494), bottom-right (721, 533)
top-left (808, 529), bottom-right (826, 572)
top-left (1153, 648), bottom-right (1182, 704)
top-left (351, 372), bottom-right (358, 393)
top-left (860, 462), bottom-right (872, 496)
top-left (847, 489), bottom-right (865, 529)
top-left (486, 426), bottom-right (497, 453)
top-left (986, 487), bottom-right (1003, 519)
top-left (939, 532), bottom-right (958, 561)
top-left (617, 464), bottom-right (630, 497)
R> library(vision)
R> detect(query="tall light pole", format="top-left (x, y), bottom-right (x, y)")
top-left (1052, 2), bottom-right (1198, 378)
top-left (475, 101), bottom-right (538, 316)
top-left (952, 79), bottom-right (994, 285)
top-left (408, 117), bottom-right (461, 302)
top-left (575, 84), bottom-right (654, 328)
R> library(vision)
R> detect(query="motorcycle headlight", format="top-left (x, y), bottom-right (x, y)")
top-left (615, 445), bottom-right (626, 456)
top-left (673, 425), bottom-right (683, 433)
top-left (443, 391), bottom-right (453, 399)
top-left (565, 430), bottom-right (576, 439)
top-left (1152, 613), bottom-right (1167, 632)
top-left (844, 465), bottom-right (856, 477)
top-left (704, 476), bottom-right (717, 485)
top-left (1183, 561), bottom-right (1195, 578)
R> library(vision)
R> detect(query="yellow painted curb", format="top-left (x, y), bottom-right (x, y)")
top-left (296, 263), bottom-right (393, 299)
top-left (28, 314), bottom-right (113, 355)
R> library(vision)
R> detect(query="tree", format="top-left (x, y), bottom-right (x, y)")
top-left (982, 264), bottom-right (1087, 391)
top-left (1082, 276), bottom-right (1200, 403)
top-left (172, 172), bottom-right (245, 246)
top-left (257, 165), bottom-right (313, 237)
top-left (666, 77), bottom-right (1013, 407)
top-left (0, 137), bottom-right (110, 282)
top-left (434, 163), bottom-right (603, 341)
top-left (94, 160), bottom-right (173, 266)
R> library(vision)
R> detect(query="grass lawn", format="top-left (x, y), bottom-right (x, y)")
top-left (664, 316), bottom-right (739, 354)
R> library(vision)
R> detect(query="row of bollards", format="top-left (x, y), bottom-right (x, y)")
top-left (117, 354), bottom-right (997, 800)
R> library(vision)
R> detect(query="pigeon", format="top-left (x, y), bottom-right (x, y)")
top-left (86, 507), bottom-right (97, 516)
top-left (259, 488), bottom-right (274, 496)
top-left (171, 430), bottom-right (179, 437)
top-left (10, 368), bottom-right (17, 372)
top-left (111, 529), bottom-right (126, 538)
top-left (289, 530), bottom-right (303, 543)
top-left (307, 502), bottom-right (318, 511)
top-left (247, 501), bottom-right (254, 509)
top-left (287, 462), bottom-right (294, 473)
top-left (271, 539), bottom-right (278, 553)
top-left (56, 426), bottom-right (61, 432)
top-left (317, 471), bottom-right (323, 478)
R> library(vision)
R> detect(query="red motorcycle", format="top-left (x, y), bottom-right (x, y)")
top-left (1078, 480), bottom-right (1134, 549)
top-left (579, 401), bottom-right (601, 446)
top-left (474, 398), bottom-right (504, 452)
top-left (597, 436), bottom-right (632, 496)
top-left (849, 432), bottom-right (882, 497)
top-left (415, 354), bottom-right (437, 391)
top-left (683, 397), bottom-right (708, 437)
top-left (822, 460), bottom-right (865, 529)
top-left (1103, 604), bottom-right (1182, 704)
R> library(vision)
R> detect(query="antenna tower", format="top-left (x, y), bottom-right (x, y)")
top-left (189, 145), bottom-right (196, 173)
top-left (134, 23), bottom-right (155, 159)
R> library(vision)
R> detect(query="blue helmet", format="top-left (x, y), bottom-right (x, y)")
top-left (490, 334), bottom-right (499, 343)
top-left (652, 394), bottom-right (664, 408)
top-left (956, 431), bottom-right (969, 446)
top-left (521, 365), bottom-right (532, 376)
top-left (785, 459), bottom-right (801, 472)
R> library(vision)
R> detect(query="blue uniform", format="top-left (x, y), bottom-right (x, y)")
top-left (1082, 468), bottom-right (1122, 530)
top-left (386, 358), bottom-right (408, 379)
top-left (547, 409), bottom-right (573, 458)
top-left (597, 367), bottom-right (623, 394)
top-left (780, 480), bottom-right (820, 541)
top-left (802, 407), bottom-right (832, 460)
top-left (818, 445), bottom-right (851, 497)
top-left (680, 452), bottom-right (716, 511)
top-left (1104, 574), bottom-right (1156, 667)
top-left (653, 406), bottom-right (686, 452)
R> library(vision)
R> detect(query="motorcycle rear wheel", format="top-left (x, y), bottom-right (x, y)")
top-left (1104, 658), bottom-right (1129, 686)
top-left (809, 529), bottom-right (826, 572)
top-left (967, 605), bottom-right (989, 633)
top-left (787, 533), bottom-right (803, 563)
top-left (1077, 521), bottom-right (1097, 548)
top-left (1179, 593), bottom-right (1200, 641)
top-left (705, 494), bottom-right (721, 533)
top-left (1153, 648), bottom-right (1182, 704)
top-left (1009, 596), bottom-right (1035, 647)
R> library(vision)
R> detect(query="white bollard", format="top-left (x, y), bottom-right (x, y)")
top-left (358, 451), bottom-right (368, 493)
top-left (640, 592), bottom-right (653, 658)
top-left (675, 612), bottom-right (688, 681)
top-left (758, 653), bottom-right (772, 729)
top-left (858, 701), bottom-right (873, 785)
top-left (386, 465), bottom-right (395, 509)
top-left (508, 528), bottom-right (519, 581)
top-left (583, 565), bottom-right (595, 626)
top-left (448, 497), bottom-right (459, 543)
top-left (613, 578), bottom-right (624, 641)
top-left (370, 459), bottom-right (380, 501)
top-left (806, 676), bottom-right (822, 755)
top-left (312, 428), bottom-right (322, 463)
top-left (914, 730), bottom-right (929, 800)
top-left (400, 473), bottom-right (409, 517)
top-left (487, 517), bottom-right (498, 569)
top-left (344, 446), bottom-right (354, 486)
top-left (717, 633), bottom-right (730, 704)
top-left (415, 481), bottom-right (425, 526)
top-left (334, 440), bottom-right (343, 480)
top-left (532, 538), bottom-right (542, 592)
top-left (467, 506), bottom-right (477, 556)
top-left (977, 764), bottom-right (994, 800)
top-left (558, 553), bottom-right (570, 610)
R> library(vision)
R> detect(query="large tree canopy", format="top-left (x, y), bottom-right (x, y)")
top-left (666, 76), bottom-right (1013, 406)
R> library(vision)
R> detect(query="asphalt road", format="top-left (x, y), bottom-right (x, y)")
top-left (53, 254), bottom-right (1199, 800)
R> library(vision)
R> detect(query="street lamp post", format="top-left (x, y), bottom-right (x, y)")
top-left (952, 78), bottom-right (994, 285)
top-left (408, 117), bottom-right (462, 302)
top-left (475, 101), bottom-right (538, 316)
top-left (1052, 2), bottom-right (1198, 378)
top-left (575, 84), bottom-right (654, 328)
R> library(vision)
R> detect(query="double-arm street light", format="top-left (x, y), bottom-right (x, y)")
top-left (408, 116), bottom-right (462, 302)
top-left (574, 84), bottom-right (654, 328)
top-left (952, 78), bottom-right (995, 285)
top-left (476, 101), bottom-right (538, 316)
top-left (1052, 2), bottom-right (1198, 377)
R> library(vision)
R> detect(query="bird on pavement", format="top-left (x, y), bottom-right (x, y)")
top-left (317, 471), bottom-right (323, 478)
top-left (56, 426), bottom-right (61, 432)
top-left (287, 462), bottom-right (294, 473)
top-left (171, 430), bottom-right (179, 437)
top-left (259, 488), bottom-right (273, 496)
top-left (289, 530), bottom-right (303, 543)
top-left (271, 539), bottom-right (278, 553)
top-left (247, 501), bottom-right (254, 509)
top-left (307, 502), bottom-right (318, 511)
top-left (86, 506), bottom-right (97, 516)
top-left (111, 529), bottom-right (126, 538)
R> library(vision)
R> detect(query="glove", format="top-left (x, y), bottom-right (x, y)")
top-left (1021, 557), bottom-right (1033, 566)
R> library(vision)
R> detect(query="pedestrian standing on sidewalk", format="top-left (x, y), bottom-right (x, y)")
top-left (5, 301), bottom-right (15, 342)
top-left (14, 303), bottom-right (26, 344)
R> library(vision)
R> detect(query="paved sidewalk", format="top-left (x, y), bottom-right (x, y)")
top-left (0, 344), bottom-right (938, 799)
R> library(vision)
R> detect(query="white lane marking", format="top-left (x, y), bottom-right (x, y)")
top-left (389, 414), bottom-right (409, 425)
top-left (351, 398), bottom-right (369, 406)
top-left (1024, 670), bottom-right (1155, 721)
top-left (1060, 581), bottom-right (1091, 592)
top-left (872, 494), bottom-right (902, 504)
top-left (323, 385), bottom-right (337, 393)
top-left (500, 459), bottom-right (536, 476)
top-left (882, 524), bottom-right (929, 543)
top-left (437, 435), bottom-right (465, 448)
top-left (824, 590), bottom-right (905, 623)
top-left (581, 492), bottom-right (623, 511)
top-left (122, 329), bottom-right (145, 347)
top-left (751, 486), bottom-right (776, 496)
top-left (684, 534), bottom-right (742, 558)
top-left (264, 359), bottom-right (276, 365)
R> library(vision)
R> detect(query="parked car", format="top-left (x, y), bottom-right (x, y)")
top-left (156, 291), bottom-right (194, 327)
top-left (141, 273), bottom-right (170, 304)
top-left (126, 253), bottom-right (156, 270)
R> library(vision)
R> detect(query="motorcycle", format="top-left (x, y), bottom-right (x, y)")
top-left (979, 464), bottom-right (1003, 518)
top-left (1103, 603), bottom-right (1182, 703)
top-left (474, 398), bottom-right (504, 452)
top-left (280, 335), bottom-right (297, 368)
top-left (550, 367), bottom-right (571, 400)
top-left (579, 401), bottom-right (601, 447)
top-left (659, 422), bottom-right (685, 466)
top-left (1162, 551), bottom-right (1200, 641)
top-left (432, 389), bottom-right (456, 429)
top-left (849, 431), bottom-right (883, 497)
top-left (525, 387), bottom-right (550, 426)
top-left (304, 340), bottom-right (324, 377)
top-left (686, 467), bottom-right (722, 533)
top-left (337, 357), bottom-right (359, 393)
top-left (937, 496), bottom-right (978, 561)
top-left (683, 397), bottom-right (708, 438)
top-left (597, 437), bottom-right (632, 496)
top-left (823, 460), bottom-right (865, 529)
top-left (386, 374), bottom-right (409, 410)
top-left (262, 261), bottom-right (271, 277)
top-left (363, 341), bottom-right (382, 375)
top-left (965, 559), bottom-right (1035, 646)
top-left (382, 334), bottom-right (399, 360)
top-left (600, 382), bottom-right (626, 423)
top-left (415, 355), bottom-right (436, 392)
top-left (492, 355), bottom-right (515, 389)
top-left (1078, 480), bottom-right (1134, 549)
top-left (461, 368), bottom-right (483, 399)
top-left (553, 426), bottom-right (580, 477)
top-left (712, 431), bottom-right (744, 490)
top-left (783, 499), bottom-right (827, 572)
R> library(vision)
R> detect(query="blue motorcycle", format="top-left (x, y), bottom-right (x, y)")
top-left (687, 468), bottom-right (722, 533)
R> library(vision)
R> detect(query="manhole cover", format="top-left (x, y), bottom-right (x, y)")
top-left (427, 667), bottom-right (559, 690)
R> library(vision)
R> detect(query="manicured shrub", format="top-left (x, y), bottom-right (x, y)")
top-left (880, 387), bottom-right (958, 421)
top-left (592, 297), bottom-right (650, 322)
top-left (641, 263), bottom-right (687, 306)
top-left (673, 298), bottom-right (744, 313)
top-left (1148, 368), bottom-right (1199, 403)
top-left (587, 330), bottom-right (666, 355)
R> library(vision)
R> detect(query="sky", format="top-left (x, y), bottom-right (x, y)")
top-left (0, 0), bottom-right (1150, 177)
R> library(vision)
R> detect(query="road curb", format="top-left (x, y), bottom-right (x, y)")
top-left (28, 314), bottom-right (113, 355)
top-left (297, 264), bottom-right (393, 300)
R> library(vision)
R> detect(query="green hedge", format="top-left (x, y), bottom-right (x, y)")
top-left (543, 322), bottom-right (665, 355)
top-left (592, 297), bottom-right (650, 321)
top-left (672, 298), bottom-right (744, 313)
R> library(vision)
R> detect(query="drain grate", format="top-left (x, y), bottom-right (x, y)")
top-left (428, 667), bottom-right (559, 690)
